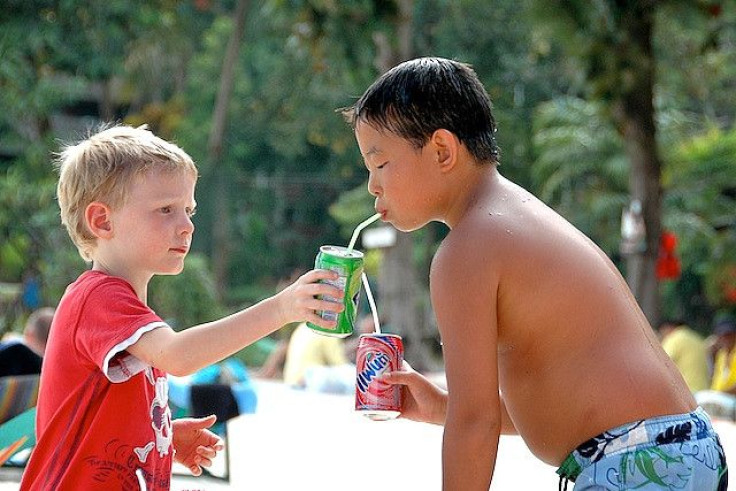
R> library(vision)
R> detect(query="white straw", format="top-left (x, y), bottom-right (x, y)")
top-left (347, 213), bottom-right (381, 252)
top-left (361, 273), bottom-right (381, 334)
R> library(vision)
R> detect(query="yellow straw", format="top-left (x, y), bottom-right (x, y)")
top-left (361, 273), bottom-right (381, 334)
top-left (347, 213), bottom-right (381, 252)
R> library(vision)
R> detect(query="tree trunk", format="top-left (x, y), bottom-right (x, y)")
top-left (378, 231), bottom-right (425, 365)
top-left (208, 0), bottom-right (249, 300)
top-left (611, 6), bottom-right (662, 324)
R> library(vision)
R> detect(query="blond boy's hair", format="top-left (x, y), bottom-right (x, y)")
top-left (56, 124), bottom-right (198, 261)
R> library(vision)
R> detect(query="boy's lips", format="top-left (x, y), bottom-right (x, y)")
top-left (170, 246), bottom-right (189, 254)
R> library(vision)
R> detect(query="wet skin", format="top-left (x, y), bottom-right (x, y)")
top-left (356, 122), bottom-right (695, 488)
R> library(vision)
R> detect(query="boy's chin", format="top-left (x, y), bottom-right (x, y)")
top-left (392, 218), bottom-right (429, 233)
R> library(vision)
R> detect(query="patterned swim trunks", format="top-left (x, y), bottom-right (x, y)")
top-left (556, 407), bottom-right (728, 490)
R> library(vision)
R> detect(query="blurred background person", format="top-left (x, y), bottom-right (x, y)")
top-left (22, 306), bottom-right (54, 357)
top-left (657, 318), bottom-right (709, 393)
top-left (695, 314), bottom-right (736, 421)
top-left (283, 322), bottom-right (353, 394)
top-left (0, 307), bottom-right (54, 377)
top-left (708, 315), bottom-right (736, 395)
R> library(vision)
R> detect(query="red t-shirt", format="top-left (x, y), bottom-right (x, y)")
top-left (21, 271), bottom-right (173, 491)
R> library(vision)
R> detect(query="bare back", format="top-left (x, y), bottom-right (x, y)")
top-left (433, 172), bottom-right (695, 465)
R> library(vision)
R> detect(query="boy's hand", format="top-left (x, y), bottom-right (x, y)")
top-left (381, 360), bottom-right (447, 426)
top-left (276, 269), bottom-right (344, 328)
top-left (172, 415), bottom-right (224, 476)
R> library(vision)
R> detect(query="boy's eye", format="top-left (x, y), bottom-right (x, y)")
top-left (160, 206), bottom-right (171, 214)
top-left (187, 208), bottom-right (197, 218)
top-left (377, 162), bottom-right (388, 169)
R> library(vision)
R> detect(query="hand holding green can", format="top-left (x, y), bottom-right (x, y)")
top-left (307, 245), bottom-right (364, 338)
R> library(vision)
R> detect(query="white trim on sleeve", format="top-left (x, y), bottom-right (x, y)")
top-left (103, 321), bottom-right (168, 383)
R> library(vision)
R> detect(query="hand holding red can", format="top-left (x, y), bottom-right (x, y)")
top-left (355, 333), bottom-right (404, 420)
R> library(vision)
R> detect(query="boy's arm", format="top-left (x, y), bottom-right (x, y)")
top-left (382, 365), bottom-right (517, 434)
top-left (127, 270), bottom-right (343, 376)
top-left (431, 236), bottom-right (501, 490)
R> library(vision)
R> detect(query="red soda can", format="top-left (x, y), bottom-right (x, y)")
top-left (355, 333), bottom-right (403, 420)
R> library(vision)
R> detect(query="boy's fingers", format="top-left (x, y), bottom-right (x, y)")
top-left (310, 283), bottom-right (344, 299)
top-left (198, 445), bottom-right (219, 458)
top-left (180, 414), bottom-right (216, 426)
top-left (382, 361), bottom-right (419, 385)
top-left (382, 370), bottom-right (410, 385)
top-left (311, 298), bottom-right (344, 313)
top-left (302, 269), bottom-right (338, 283)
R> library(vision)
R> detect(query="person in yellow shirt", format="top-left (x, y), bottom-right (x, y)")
top-left (283, 322), bottom-right (353, 393)
top-left (709, 315), bottom-right (736, 393)
top-left (657, 319), bottom-right (710, 393)
top-left (695, 315), bottom-right (736, 421)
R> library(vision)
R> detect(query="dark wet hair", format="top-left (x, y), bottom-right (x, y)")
top-left (342, 57), bottom-right (500, 164)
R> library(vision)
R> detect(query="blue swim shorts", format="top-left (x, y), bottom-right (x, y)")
top-left (556, 407), bottom-right (728, 490)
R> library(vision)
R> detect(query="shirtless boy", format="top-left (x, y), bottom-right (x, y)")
top-left (343, 57), bottom-right (727, 490)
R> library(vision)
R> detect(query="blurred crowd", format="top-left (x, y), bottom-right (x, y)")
top-left (658, 314), bottom-right (736, 420)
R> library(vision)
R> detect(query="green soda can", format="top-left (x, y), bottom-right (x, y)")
top-left (307, 245), bottom-right (364, 338)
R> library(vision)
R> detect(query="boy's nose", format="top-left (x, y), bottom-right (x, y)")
top-left (367, 173), bottom-right (381, 196)
top-left (181, 214), bottom-right (195, 235)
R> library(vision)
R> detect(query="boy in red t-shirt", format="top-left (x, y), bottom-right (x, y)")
top-left (21, 125), bottom-right (343, 490)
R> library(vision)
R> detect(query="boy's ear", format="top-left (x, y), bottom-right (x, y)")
top-left (430, 129), bottom-right (458, 172)
top-left (85, 202), bottom-right (114, 238)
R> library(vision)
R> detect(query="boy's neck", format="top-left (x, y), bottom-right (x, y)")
top-left (443, 164), bottom-right (500, 229)
top-left (91, 262), bottom-right (149, 304)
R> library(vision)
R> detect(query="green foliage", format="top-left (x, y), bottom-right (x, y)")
top-left (427, 0), bottom-right (577, 187)
top-left (531, 96), bottom-right (628, 253)
top-left (0, 0), bottom-right (734, 327)
top-left (528, 1), bottom-right (654, 103)
top-left (149, 253), bottom-right (225, 329)
top-left (0, 162), bottom-right (73, 294)
top-left (664, 126), bottom-right (736, 312)
top-left (656, 2), bottom-right (736, 129)
top-left (175, 1), bottom-right (374, 290)
top-left (329, 183), bottom-right (375, 240)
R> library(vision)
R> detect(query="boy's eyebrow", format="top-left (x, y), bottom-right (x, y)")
top-left (362, 146), bottom-right (381, 165)
top-left (365, 146), bottom-right (380, 157)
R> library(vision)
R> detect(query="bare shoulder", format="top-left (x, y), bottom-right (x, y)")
top-left (432, 216), bottom-right (499, 282)
top-left (429, 210), bottom-right (508, 312)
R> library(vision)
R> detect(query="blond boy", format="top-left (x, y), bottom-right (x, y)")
top-left (21, 125), bottom-right (342, 490)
